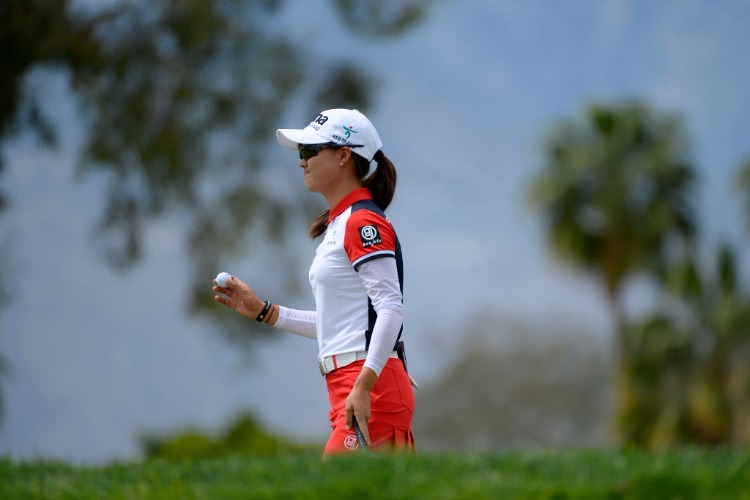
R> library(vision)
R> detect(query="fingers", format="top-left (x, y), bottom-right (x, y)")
top-left (214, 272), bottom-right (246, 296)
top-left (213, 293), bottom-right (231, 307)
top-left (345, 387), bottom-right (372, 449)
top-left (346, 406), bottom-right (370, 446)
top-left (355, 415), bottom-right (370, 446)
top-left (212, 284), bottom-right (233, 296)
top-left (212, 274), bottom-right (238, 308)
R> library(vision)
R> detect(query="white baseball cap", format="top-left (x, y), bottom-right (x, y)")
top-left (276, 108), bottom-right (383, 162)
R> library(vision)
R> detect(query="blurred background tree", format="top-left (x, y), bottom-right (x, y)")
top-left (622, 243), bottom-right (750, 448)
top-left (413, 314), bottom-right (612, 452)
top-left (529, 99), bottom-right (750, 449)
top-left (528, 100), bottom-right (697, 357)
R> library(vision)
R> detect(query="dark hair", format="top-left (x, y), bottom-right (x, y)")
top-left (308, 150), bottom-right (397, 238)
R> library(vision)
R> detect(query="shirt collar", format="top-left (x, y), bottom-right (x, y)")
top-left (327, 188), bottom-right (373, 224)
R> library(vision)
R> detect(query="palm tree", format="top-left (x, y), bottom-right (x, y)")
top-left (529, 100), bottom-right (697, 356)
top-left (626, 242), bottom-right (750, 448)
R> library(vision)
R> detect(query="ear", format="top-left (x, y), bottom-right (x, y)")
top-left (338, 147), bottom-right (353, 165)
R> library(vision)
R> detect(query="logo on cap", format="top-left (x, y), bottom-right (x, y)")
top-left (343, 125), bottom-right (357, 138)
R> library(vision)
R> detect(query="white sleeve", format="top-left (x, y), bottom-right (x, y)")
top-left (357, 258), bottom-right (404, 376)
top-left (273, 306), bottom-right (317, 339)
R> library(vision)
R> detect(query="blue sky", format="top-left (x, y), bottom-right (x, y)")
top-left (1, 0), bottom-right (749, 463)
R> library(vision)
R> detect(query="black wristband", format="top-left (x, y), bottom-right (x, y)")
top-left (255, 300), bottom-right (272, 322)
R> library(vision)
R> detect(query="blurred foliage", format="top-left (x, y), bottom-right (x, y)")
top-left (529, 99), bottom-right (697, 354)
top-left (620, 244), bottom-right (750, 448)
top-left (414, 314), bottom-right (613, 452)
top-left (530, 98), bottom-right (750, 449)
top-left (0, 0), bottom-right (434, 347)
top-left (332, 0), bottom-right (433, 37)
top-left (140, 411), bottom-right (318, 460)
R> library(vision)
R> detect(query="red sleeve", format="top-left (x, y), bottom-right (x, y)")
top-left (343, 210), bottom-right (397, 269)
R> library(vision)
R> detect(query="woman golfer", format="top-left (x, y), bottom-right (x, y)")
top-left (213, 108), bottom-right (416, 454)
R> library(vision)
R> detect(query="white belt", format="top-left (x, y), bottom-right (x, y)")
top-left (318, 350), bottom-right (398, 376)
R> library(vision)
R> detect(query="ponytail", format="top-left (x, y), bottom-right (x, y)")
top-left (361, 150), bottom-right (397, 211)
top-left (308, 150), bottom-right (397, 239)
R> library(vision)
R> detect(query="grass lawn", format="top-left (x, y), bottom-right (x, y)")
top-left (2, 448), bottom-right (749, 499)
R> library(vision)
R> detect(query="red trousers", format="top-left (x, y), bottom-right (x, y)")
top-left (324, 357), bottom-right (416, 455)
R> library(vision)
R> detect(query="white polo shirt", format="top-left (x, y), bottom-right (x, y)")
top-left (309, 188), bottom-right (404, 360)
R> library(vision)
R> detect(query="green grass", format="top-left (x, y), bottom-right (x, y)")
top-left (3, 448), bottom-right (750, 499)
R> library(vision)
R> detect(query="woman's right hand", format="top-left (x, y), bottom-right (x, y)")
top-left (213, 274), bottom-right (265, 320)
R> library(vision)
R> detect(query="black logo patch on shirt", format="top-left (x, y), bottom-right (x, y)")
top-left (359, 225), bottom-right (382, 247)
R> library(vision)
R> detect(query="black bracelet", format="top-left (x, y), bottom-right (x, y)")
top-left (255, 300), bottom-right (272, 322)
top-left (263, 303), bottom-right (276, 324)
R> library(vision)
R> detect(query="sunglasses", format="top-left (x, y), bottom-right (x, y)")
top-left (298, 142), bottom-right (363, 161)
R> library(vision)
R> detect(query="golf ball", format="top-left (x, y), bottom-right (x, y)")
top-left (216, 272), bottom-right (231, 288)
